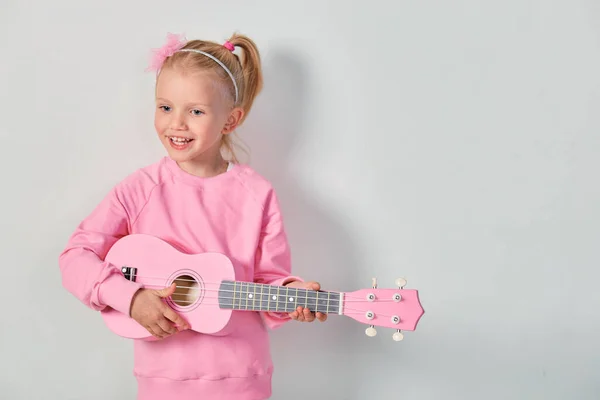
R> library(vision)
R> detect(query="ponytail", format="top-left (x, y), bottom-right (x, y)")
top-left (227, 33), bottom-right (263, 124)
top-left (222, 33), bottom-right (263, 162)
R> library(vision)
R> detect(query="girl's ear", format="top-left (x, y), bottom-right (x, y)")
top-left (222, 107), bottom-right (245, 134)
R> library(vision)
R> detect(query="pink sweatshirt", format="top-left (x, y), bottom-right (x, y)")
top-left (59, 156), bottom-right (301, 400)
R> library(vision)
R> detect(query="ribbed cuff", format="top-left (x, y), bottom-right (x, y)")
top-left (98, 273), bottom-right (143, 316)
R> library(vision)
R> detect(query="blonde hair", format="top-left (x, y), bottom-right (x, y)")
top-left (159, 33), bottom-right (263, 163)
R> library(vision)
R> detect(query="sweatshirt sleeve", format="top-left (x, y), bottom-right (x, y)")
top-left (252, 190), bottom-right (304, 329)
top-left (58, 183), bottom-right (144, 317)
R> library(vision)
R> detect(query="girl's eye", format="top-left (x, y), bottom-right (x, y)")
top-left (159, 105), bottom-right (171, 112)
top-left (191, 109), bottom-right (204, 116)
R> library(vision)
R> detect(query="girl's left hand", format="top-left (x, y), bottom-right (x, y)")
top-left (284, 281), bottom-right (328, 323)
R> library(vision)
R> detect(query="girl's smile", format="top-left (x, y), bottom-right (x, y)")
top-left (168, 136), bottom-right (194, 150)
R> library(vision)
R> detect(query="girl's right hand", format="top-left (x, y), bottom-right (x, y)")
top-left (129, 283), bottom-right (190, 339)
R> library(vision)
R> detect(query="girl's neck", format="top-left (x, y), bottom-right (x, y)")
top-left (177, 154), bottom-right (229, 178)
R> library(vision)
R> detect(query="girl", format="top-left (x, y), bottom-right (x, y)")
top-left (59, 32), bottom-right (326, 400)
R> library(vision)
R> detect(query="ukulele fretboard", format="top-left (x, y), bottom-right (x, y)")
top-left (218, 280), bottom-right (343, 315)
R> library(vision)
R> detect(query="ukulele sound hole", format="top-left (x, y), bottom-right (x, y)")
top-left (171, 274), bottom-right (200, 307)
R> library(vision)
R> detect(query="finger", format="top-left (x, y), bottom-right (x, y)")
top-left (300, 281), bottom-right (320, 291)
top-left (152, 322), bottom-right (172, 338)
top-left (157, 318), bottom-right (177, 335)
top-left (291, 307), bottom-right (304, 321)
top-left (303, 307), bottom-right (315, 322)
top-left (145, 325), bottom-right (163, 340)
top-left (155, 283), bottom-right (177, 298)
top-left (316, 312), bottom-right (327, 322)
top-left (163, 308), bottom-right (190, 330)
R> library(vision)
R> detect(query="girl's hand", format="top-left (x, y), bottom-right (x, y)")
top-left (285, 281), bottom-right (328, 323)
top-left (129, 283), bottom-right (190, 339)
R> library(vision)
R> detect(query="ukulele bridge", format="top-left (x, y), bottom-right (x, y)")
top-left (121, 266), bottom-right (137, 282)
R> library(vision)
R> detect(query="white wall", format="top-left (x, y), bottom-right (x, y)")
top-left (1, 1), bottom-right (599, 399)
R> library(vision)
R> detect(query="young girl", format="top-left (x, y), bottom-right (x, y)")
top-left (59, 32), bottom-right (326, 400)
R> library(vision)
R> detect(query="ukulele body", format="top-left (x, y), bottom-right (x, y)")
top-left (100, 234), bottom-right (235, 339)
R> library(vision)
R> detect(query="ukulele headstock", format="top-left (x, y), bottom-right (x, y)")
top-left (342, 277), bottom-right (424, 341)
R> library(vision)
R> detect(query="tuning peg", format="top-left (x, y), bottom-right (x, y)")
top-left (392, 330), bottom-right (404, 341)
top-left (365, 326), bottom-right (377, 337)
top-left (372, 277), bottom-right (377, 288)
top-left (395, 277), bottom-right (407, 288)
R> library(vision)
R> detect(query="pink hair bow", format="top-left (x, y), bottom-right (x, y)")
top-left (146, 33), bottom-right (187, 72)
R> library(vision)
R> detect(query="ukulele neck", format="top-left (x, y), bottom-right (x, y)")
top-left (217, 280), bottom-right (343, 314)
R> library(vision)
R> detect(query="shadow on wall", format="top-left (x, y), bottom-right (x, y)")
top-left (240, 49), bottom-right (365, 399)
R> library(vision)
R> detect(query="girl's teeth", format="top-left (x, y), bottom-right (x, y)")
top-left (170, 137), bottom-right (191, 143)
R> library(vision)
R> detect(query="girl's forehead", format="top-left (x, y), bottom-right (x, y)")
top-left (156, 68), bottom-right (225, 103)
top-left (156, 70), bottom-right (224, 99)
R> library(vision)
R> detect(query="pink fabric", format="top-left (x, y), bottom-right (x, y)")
top-left (59, 157), bottom-right (302, 399)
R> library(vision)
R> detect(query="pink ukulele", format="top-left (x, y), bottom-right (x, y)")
top-left (100, 234), bottom-right (425, 342)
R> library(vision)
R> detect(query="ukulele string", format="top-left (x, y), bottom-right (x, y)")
top-left (138, 285), bottom-right (404, 308)
top-left (132, 275), bottom-right (405, 303)
top-left (156, 295), bottom-right (398, 317)
top-left (140, 282), bottom-right (402, 304)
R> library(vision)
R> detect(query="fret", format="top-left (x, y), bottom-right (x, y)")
top-left (285, 286), bottom-right (289, 312)
top-left (293, 287), bottom-right (299, 311)
top-left (237, 282), bottom-right (242, 309)
top-left (241, 282), bottom-right (246, 310)
top-left (277, 285), bottom-right (286, 312)
top-left (306, 289), bottom-right (317, 312)
top-left (230, 281), bottom-right (235, 309)
top-left (238, 282), bottom-right (243, 310)
top-left (248, 282), bottom-right (253, 311)
top-left (239, 282), bottom-right (245, 310)
top-left (328, 291), bottom-right (340, 314)
top-left (218, 281), bottom-right (341, 314)
top-left (316, 290), bottom-right (328, 313)
top-left (264, 283), bottom-right (271, 311)
top-left (264, 284), bottom-right (270, 312)
top-left (217, 281), bottom-right (234, 309)
top-left (247, 282), bottom-right (253, 310)
top-left (259, 283), bottom-right (265, 311)
top-left (233, 281), bottom-right (239, 309)
top-left (236, 282), bottom-right (241, 309)
top-left (283, 287), bottom-right (297, 313)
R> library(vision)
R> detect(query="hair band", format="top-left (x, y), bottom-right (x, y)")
top-left (148, 33), bottom-right (239, 104)
top-left (177, 49), bottom-right (239, 104)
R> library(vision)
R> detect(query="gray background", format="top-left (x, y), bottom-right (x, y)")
top-left (1, 0), bottom-right (599, 399)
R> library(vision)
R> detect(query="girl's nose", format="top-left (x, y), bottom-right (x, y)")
top-left (170, 113), bottom-right (187, 130)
